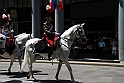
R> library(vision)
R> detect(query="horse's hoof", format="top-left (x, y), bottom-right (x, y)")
top-left (71, 77), bottom-right (75, 81)
top-left (55, 75), bottom-right (58, 79)
top-left (72, 81), bottom-right (77, 83)
top-left (8, 69), bottom-right (11, 72)
top-left (27, 75), bottom-right (30, 79)
top-left (8, 71), bottom-right (11, 73)
top-left (71, 79), bottom-right (76, 83)
top-left (20, 70), bottom-right (24, 73)
top-left (33, 78), bottom-right (37, 82)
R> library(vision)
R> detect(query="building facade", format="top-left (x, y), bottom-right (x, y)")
top-left (0, 0), bottom-right (122, 60)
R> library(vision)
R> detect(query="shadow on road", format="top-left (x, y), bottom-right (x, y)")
top-left (2, 80), bottom-right (22, 83)
top-left (2, 80), bottom-right (82, 83)
top-left (0, 70), bottom-right (83, 83)
top-left (0, 70), bottom-right (44, 78)
top-left (27, 80), bottom-right (82, 83)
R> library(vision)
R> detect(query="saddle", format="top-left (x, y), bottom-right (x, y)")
top-left (34, 40), bottom-right (48, 53)
top-left (34, 36), bottom-right (60, 53)
top-left (6, 38), bottom-right (15, 55)
top-left (7, 38), bottom-right (15, 46)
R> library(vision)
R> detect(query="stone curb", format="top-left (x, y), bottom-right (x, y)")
top-left (0, 59), bottom-right (124, 67)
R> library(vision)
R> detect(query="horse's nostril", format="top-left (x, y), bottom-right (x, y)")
top-left (1, 37), bottom-right (4, 40)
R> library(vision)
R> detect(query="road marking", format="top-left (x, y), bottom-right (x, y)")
top-left (42, 66), bottom-right (46, 68)
top-left (87, 68), bottom-right (97, 70)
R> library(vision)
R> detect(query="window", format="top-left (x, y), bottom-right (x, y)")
top-left (23, 0), bottom-right (28, 7)
top-left (71, 0), bottom-right (76, 3)
top-left (18, 0), bottom-right (22, 8)
top-left (0, 0), bottom-right (3, 9)
top-left (13, 0), bottom-right (17, 8)
top-left (43, 0), bottom-right (48, 6)
top-left (3, 0), bottom-right (8, 8)
top-left (65, 0), bottom-right (70, 4)
top-left (27, 0), bottom-right (31, 7)
top-left (77, 0), bottom-right (83, 2)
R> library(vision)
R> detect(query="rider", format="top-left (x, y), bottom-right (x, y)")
top-left (43, 13), bottom-right (55, 60)
top-left (2, 9), bottom-right (12, 33)
top-left (1, 9), bottom-right (14, 53)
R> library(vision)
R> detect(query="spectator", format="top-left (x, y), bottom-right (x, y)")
top-left (111, 38), bottom-right (117, 59)
top-left (98, 39), bottom-right (106, 59)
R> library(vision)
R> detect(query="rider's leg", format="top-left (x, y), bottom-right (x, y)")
top-left (48, 47), bottom-right (53, 61)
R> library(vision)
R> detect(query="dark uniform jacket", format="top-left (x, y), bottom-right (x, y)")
top-left (43, 21), bottom-right (54, 41)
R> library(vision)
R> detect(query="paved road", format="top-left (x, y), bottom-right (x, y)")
top-left (0, 62), bottom-right (124, 83)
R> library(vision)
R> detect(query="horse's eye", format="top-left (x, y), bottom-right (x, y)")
top-left (79, 29), bottom-right (82, 32)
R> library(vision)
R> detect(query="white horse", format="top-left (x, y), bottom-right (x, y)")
top-left (0, 33), bottom-right (6, 55)
top-left (0, 33), bottom-right (32, 72)
top-left (20, 23), bottom-right (87, 81)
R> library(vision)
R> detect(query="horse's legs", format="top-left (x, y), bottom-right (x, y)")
top-left (8, 54), bottom-right (16, 72)
top-left (27, 51), bottom-right (36, 80)
top-left (18, 53), bottom-right (22, 71)
top-left (63, 59), bottom-right (75, 81)
top-left (33, 54), bottom-right (40, 63)
top-left (55, 60), bottom-right (63, 81)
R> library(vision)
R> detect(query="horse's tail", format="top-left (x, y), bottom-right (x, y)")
top-left (20, 47), bottom-right (29, 72)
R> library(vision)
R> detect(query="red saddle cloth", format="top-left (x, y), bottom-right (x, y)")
top-left (7, 37), bottom-right (15, 46)
top-left (45, 34), bottom-right (59, 48)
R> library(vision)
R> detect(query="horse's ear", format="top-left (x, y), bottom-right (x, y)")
top-left (82, 23), bottom-right (85, 26)
top-left (80, 23), bottom-right (85, 27)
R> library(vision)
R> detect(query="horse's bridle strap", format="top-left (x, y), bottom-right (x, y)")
top-left (60, 42), bottom-right (71, 50)
top-left (60, 37), bottom-right (72, 50)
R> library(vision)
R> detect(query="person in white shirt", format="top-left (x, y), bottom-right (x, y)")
top-left (98, 39), bottom-right (106, 59)
top-left (111, 39), bottom-right (117, 59)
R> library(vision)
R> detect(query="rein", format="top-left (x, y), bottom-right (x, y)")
top-left (59, 29), bottom-right (86, 50)
top-left (61, 34), bottom-right (86, 42)
top-left (59, 37), bottom-right (79, 50)
top-left (60, 37), bottom-right (71, 50)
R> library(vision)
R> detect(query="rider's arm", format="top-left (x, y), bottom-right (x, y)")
top-left (43, 23), bottom-right (52, 34)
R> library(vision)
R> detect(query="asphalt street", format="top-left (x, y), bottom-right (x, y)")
top-left (0, 62), bottom-right (124, 83)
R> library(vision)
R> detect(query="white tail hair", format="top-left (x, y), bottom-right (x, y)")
top-left (20, 48), bottom-right (29, 72)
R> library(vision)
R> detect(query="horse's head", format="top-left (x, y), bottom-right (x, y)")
top-left (0, 34), bottom-right (6, 43)
top-left (15, 33), bottom-right (32, 49)
top-left (0, 34), bottom-right (6, 54)
top-left (75, 23), bottom-right (87, 43)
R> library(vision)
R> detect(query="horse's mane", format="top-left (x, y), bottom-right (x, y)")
top-left (15, 33), bottom-right (30, 42)
top-left (14, 33), bottom-right (26, 38)
top-left (61, 25), bottom-right (78, 38)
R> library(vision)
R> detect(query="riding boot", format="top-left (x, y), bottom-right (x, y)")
top-left (48, 47), bottom-right (53, 61)
top-left (54, 40), bottom-right (57, 46)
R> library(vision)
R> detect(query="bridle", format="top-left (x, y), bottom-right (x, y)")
top-left (75, 27), bottom-right (86, 39)
top-left (59, 26), bottom-right (86, 50)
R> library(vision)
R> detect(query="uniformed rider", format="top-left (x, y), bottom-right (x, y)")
top-left (1, 9), bottom-right (14, 53)
top-left (2, 9), bottom-right (12, 33)
top-left (43, 14), bottom-right (55, 60)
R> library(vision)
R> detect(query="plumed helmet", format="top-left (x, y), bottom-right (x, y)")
top-left (46, 5), bottom-right (51, 10)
